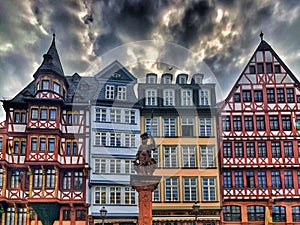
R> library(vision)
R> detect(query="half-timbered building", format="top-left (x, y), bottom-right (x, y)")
top-left (138, 73), bottom-right (221, 225)
top-left (219, 33), bottom-right (300, 224)
top-left (0, 35), bottom-right (88, 225)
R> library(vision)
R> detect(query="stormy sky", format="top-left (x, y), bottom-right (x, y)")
top-left (0, 0), bottom-right (300, 119)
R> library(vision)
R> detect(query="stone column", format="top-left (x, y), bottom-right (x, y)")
top-left (131, 175), bottom-right (161, 225)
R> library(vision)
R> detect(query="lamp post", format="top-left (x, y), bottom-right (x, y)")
top-left (100, 207), bottom-right (107, 225)
top-left (192, 202), bottom-right (200, 224)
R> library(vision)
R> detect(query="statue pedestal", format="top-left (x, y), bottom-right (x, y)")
top-left (131, 175), bottom-right (161, 225)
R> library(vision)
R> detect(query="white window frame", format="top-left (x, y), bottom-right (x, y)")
top-left (199, 89), bottom-right (210, 106)
top-left (110, 133), bottom-right (121, 147)
top-left (182, 146), bottom-right (196, 167)
top-left (181, 117), bottom-right (195, 137)
top-left (181, 89), bottom-right (193, 106)
top-left (165, 177), bottom-right (179, 201)
top-left (202, 177), bottom-right (217, 201)
top-left (163, 146), bottom-right (178, 168)
top-left (163, 118), bottom-right (177, 137)
top-left (94, 158), bottom-right (106, 173)
top-left (200, 146), bottom-right (215, 168)
top-left (199, 118), bottom-right (213, 136)
top-left (95, 108), bottom-right (106, 122)
top-left (145, 117), bottom-right (159, 136)
top-left (145, 89), bottom-right (157, 106)
top-left (117, 86), bottom-right (127, 100)
top-left (105, 85), bottom-right (114, 99)
top-left (95, 132), bottom-right (106, 146)
top-left (147, 75), bottom-right (157, 84)
top-left (163, 89), bottom-right (175, 106)
top-left (125, 134), bottom-right (136, 147)
top-left (125, 110), bottom-right (136, 124)
top-left (183, 177), bottom-right (198, 201)
top-left (110, 109), bottom-right (121, 123)
top-left (94, 186), bottom-right (107, 204)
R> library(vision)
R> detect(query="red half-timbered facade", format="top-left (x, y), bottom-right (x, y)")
top-left (219, 34), bottom-right (300, 224)
top-left (0, 35), bottom-right (88, 225)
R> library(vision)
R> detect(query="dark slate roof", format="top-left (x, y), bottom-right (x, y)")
top-left (35, 34), bottom-right (65, 77)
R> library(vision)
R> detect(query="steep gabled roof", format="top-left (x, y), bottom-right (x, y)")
top-left (220, 34), bottom-right (300, 110)
top-left (34, 33), bottom-right (64, 77)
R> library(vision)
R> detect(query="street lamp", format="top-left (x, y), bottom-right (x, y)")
top-left (192, 201), bottom-right (200, 224)
top-left (100, 206), bottom-right (107, 225)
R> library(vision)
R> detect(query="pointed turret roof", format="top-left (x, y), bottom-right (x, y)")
top-left (34, 33), bottom-right (65, 77)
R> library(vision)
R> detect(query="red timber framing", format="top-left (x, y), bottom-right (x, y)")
top-left (219, 34), bottom-right (300, 224)
top-left (0, 34), bottom-right (88, 225)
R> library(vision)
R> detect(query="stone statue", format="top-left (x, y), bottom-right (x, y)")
top-left (134, 132), bottom-right (157, 175)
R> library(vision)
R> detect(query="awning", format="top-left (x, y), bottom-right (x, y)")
top-left (94, 218), bottom-right (137, 224)
top-left (153, 216), bottom-right (220, 222)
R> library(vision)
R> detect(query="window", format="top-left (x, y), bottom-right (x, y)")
top-left (48, 138), bottom-right (55, 152)
top-left (165, 177), bottom-right (179, 201)
top-left (254, 90), bottom-right (263, 102)
top-left (257, 63), bottom-right (264, 74)
top-left (272, 206), bottom-right (286, 222)
top-left (277, 88), bottom-right (285, 102)
top-left (42, 80), bottom-right (50, 90)
top-left (125, 187), bottom-right (136, 204)
top-left (163, 118), bottom-right (176, 137)
top-left (266, 63), bottom-right (273, 73)
top-left (39, 138), bottom-right (46, 151)
top-left (110, 187), bottom-right (121, 204)
top-left (181, 89), bottom-right (193, 106)
top-left (258, 142), bottom-right (267, 157)
top-left (62, 172), bottom-right (72, 190)
top-left (292, 206), bottom-right (300, 222)
top-left (67, 113), bottom-right (79, 125)
top-left (234, 93), bottom-right (240, 102)
top-left (105, 85), bottom-right (114, 99)
top-left (33, 169), bottom-right (43, 188)
top-left (275, 65), bottom-right (281, 73)
top-left (45, 169), bottom-right (56, 188)
top-left (76, 210), bottom-right (86, 221)
top-left (282, 116), bottom-right (291, 130)
top-left (200, 146), bottom-right (215, 168)
top-left (284, 141), bottom-right (293, 157)
top-left (31, 137), bottom-right (37, 151)
top-left (234, 142), bottom-right (244, 158)
top-left (0, 137), bottom-right (2, 151)
top-left (271, 171), bottom-right (282, 188)
top-left (269, 116), bottom-right (279, 130)
top-left (181, 118), bottom-right (194, 137)
top-left (163, 75), bottom-right (172, 84)
top-left (145, 118), bottom-right (159, 136)
top-left (258, 171), bottom-right (267, 188)
top-left (163, 146), bottom-right (178, 167)
top-left (202, 177), bottom-right (216, 201)
top-left (286, 88), bottom-right (295, 102)
top-left (249, 65), bottom-right (256, 74)
top-left (163, 89), bottom-right (175, 106)
top-left (222, 116), bottom-right (231, 131)
top-left (95, 108), bottom-right (106, 122)
top-left (94, 159), bottom-right (106, 173)
top-left (13, 140), bottom-right (19, 154)
top-left (31, 108), bottom-right (38, 120)
top-left (72, 142), bottom-right (78, 155)
top-left (271, 142), bottom-right (281, 157)
top-left (124, 134), bottom-right (136, 147)
top-left (40, 109), bottom-right (47, 120)
top-left (284, 171), bottom-right (293, 188)
top-left (95, 187), bottom-right (106, 204)
top-left (153, 184), bottom-right (160, 202)
top-left (199, 118), bottom-right (212, 136)
top-left (244, 116), bottom-right (253, 131)
top-left (0, 169), bottom-right (2, 187)
top-left (267, 88), bottom-right (275, 103)
top-left (223, 142), bottom-right (232, 158)
top-left (223, 206), bottom-right (241, 221)
top-left (49, 109), bottom-right (56, 120)
top-left (247, 206), bottom-right (265, 221)
top-left (117, 86), bottom-right (126, 100)
top-left (246, 142), bottom-right (255, 158)
top-left (298, 171), bottom-right (300, 189)
top-left (125, 160), bottom-right (135, 174)
top-left (74, 172), bottom-right (83, 190)
top-left (179, 75), bottom-right (187, 84)
top-left (17, 208), bottom-right (27, 225)
top-left (125, 110), bottom-right (136, 124)
top-left (182, 146), bottom-right (196, 167)
top-left (109, 159), bottom-right (121, 173)
top-left (199, 90), bottom-right (210, 106)
top-left (246, 171), bottom-right (255, 188)
top-left (53, 82), bottom-right (60, 94)
top-left (147, 75), bottom-right (157, 84)
top-left (256, 116), bottom-right (265, 131)
top-left (110, 133), bottom-right (121, 147)
top-left (183, 177), bottom-right (197, 201)
top-left (233, 116), bottom-right (242, 131)
top-left (234, 171), bottom-right (243, 188)
top-left (95, 132), bottom-right (106, 146)
top-left (145, 89), bottom-right (157, 106)
top-left (14, 111), bottom-right (26, 123)
top-left (242, 90), bottom-right (251, 102)
top-left (223, 172), bottom-right (232, 188)
top-left (10, 171), bottom-right (21, 188)
top-left (110, 109), bottom-right (121, 123)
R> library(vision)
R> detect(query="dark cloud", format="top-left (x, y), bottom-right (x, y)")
top-left (93, 33), bottom-right (123, 56)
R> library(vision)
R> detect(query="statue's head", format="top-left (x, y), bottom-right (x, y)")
top-left (141, 132), bottom-right (149, 140)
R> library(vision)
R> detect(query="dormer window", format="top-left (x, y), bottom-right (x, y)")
top-left (105, 85), bottom-right (114, 99)
top-left (177, 75), bottom-right (188, 84)
top-left (117, 86), bottom-right (127, 100)
top-left (146, 74), bottom-right (157, 84)
top-left (42, 80), bottom-right (50, 90)
top-left (193, 74), bottom-right (204, 84)
top-left (162, 74), bottom-right (172, 84)
top-left (53, 82), bottom-right (60, 94)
